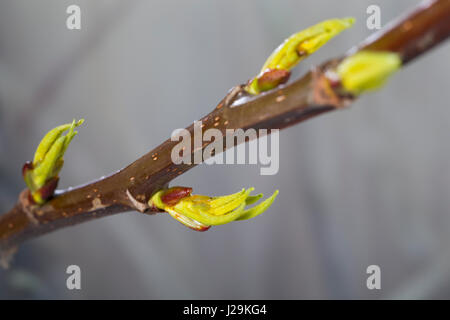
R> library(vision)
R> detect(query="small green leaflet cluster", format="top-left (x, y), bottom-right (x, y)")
top-left (150, 187), bottom-right (279, 231)
top-left (23, 119), bottom-right (84, 204)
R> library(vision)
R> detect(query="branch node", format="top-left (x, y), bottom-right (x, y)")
top-left (19, 190), bottom-right (39, 226)
top-left (126, 189), bottom-right (150, 213)
top-left (311, 62), bottom-right (354, 109)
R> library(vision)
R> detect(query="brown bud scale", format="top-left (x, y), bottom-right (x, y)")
top-left (161, 187), bottom-right (192, 206)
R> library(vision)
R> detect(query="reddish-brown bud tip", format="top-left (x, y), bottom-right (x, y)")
top-left (257, 69), bottom-right (291, 91)
top-left (22, 161), bottom-right (34, 177)
top-left (37, 177), bottom-right (59, 202)
top-left (192, 225), bottom-right (211, 232)
top-left (161, 187), bottom-right (193, 206)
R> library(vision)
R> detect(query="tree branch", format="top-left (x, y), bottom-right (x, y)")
top-left (1, 0), bottom-right (449, 257)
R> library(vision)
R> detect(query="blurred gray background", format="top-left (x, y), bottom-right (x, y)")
top-left (0, 0), bottom-right (449, 299)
